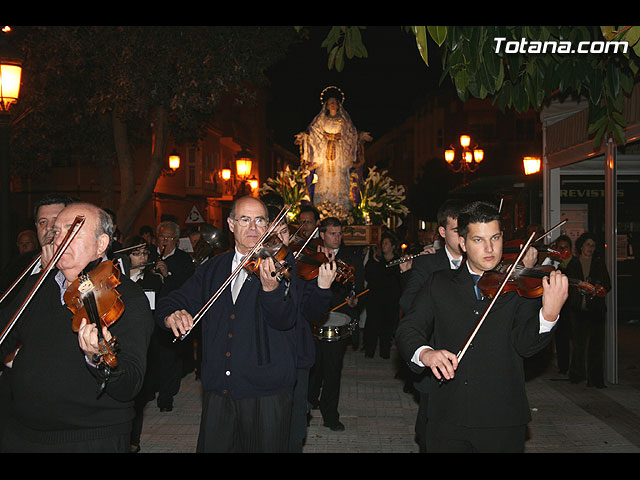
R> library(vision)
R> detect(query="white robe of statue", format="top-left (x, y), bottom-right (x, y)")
top-left (296, 92), bottom-right (371, 211)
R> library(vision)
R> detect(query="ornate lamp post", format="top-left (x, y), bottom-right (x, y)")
top-left (444, 134), bottom-right (484, 185)
top-left (0, 27), bottom-right (23, 268)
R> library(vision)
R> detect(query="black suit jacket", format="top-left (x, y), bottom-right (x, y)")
top-left (395, 265), bottom-right (554, 428)
top-left (399, 248), bottom-right (451, 315)
top-left (328, 245), bottom-right (365, 320)
top-left (158, 248), bottom-right (195, 298)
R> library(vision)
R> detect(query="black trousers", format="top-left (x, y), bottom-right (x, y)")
top-left (197, 391), bottom-right (293, 453)
top-left (569, 308), bottom-right (605, 385)
top-left (289, 367), bottom-right (310, 453)
top-left (146, 327), bottom-right (183, 408)
top-left (426, 420), bottom-right (526, 453)
top-left (308, 338), bottom-right (348, 426)
top-left (1, 419), bottom-right (131, 453)
top-left (554, 310), bottom-right (572, 373)
top-left (363, 303), bottom-right (397, 358)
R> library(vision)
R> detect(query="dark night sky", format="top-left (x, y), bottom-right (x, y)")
top-left (265, 26), bottom-right (443, 153)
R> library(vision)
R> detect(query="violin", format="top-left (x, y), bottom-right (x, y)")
top-left (477, 263), bottom-right (606, 300)
top-left (243, 232), bottom-right (293, 282)
top-left (291, 236), bottom-right (355, 284)
top-left (63, 260), bottom-right (124, 378)
top-left (503, 240), bottom-right (571, 263)
top-left (502, 219), bottom-right (570, 263)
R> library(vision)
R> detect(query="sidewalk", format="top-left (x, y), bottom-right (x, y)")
top-left (136, 321), bottom-right (640, 454)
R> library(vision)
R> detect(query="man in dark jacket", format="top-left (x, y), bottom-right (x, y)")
top-left (146, 221), bottom-right (195, 412)
top-left (156, 196), bottom-right (299, 452)
top-left (0, 202), bottom-right (154, 452)
top-left (307, 217), bottom-right (365, 432)
top-left (396, 201), bottom-right (568, 452)
top-left (397, 199), bottom-right (464, 452)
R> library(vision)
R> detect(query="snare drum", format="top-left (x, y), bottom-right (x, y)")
top-left (312, 312), bottom-right (355, 342)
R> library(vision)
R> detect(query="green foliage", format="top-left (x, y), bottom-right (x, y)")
top-left (320, 26), bottom-right (368, 71)
top-left (427, 26), bottom-right (639, 148)
top-left (9, 26), bottom-right (297, 177)
top-left (321, 25), bottom-right (640, 149)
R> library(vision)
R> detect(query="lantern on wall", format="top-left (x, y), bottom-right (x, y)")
top-left (523, 156), bottom-right (541, 175)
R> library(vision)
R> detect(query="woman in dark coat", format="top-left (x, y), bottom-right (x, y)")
top-left (565, 232), bottom-right (611, 388)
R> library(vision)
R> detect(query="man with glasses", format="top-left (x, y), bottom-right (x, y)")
top-left (157, 196), bottom-right (300, 452)
top-left (149, 221), bottom-right (195, 413)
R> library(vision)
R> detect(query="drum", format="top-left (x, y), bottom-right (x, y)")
top-left (312, 312), bottom-right (356, 342)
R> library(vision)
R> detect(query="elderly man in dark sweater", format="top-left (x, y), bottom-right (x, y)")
top-left (156, 196), bottom-right (300, 452)
top-left (0, 203), bottom-right (154, 452)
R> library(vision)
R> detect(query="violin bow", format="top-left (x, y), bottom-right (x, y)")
top-left (294, 226), bottom-right (319, 260)
top-left (0, 253), bottom-right (43, 306)
top-left (455, 230), bottom-right (537, 365)
top-left (0, 216), bottom-right (86, 347)
top-left (534, 219), bottom-right (568, 244)
top-left (174, 204), bottom-right (291, 342)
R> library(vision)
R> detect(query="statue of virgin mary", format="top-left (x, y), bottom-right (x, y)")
top-left (295, 86), bottom-right (372, 211)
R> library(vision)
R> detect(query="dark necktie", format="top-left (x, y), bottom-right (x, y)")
top-left (471, 273), bottom-right (483, 300)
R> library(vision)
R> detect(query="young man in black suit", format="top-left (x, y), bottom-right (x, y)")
top-left (396, 201), bottom-right (568, 452)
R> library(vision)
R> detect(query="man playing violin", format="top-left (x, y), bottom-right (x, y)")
top-left (0, 202), bottom-right (154, 452)
top-left (396, 201), bottom-right (568, 453)
top-left (157, 195), bottom-right (301, 452)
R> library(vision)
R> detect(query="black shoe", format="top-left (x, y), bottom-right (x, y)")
top-left (159, 406), bottom-right (173, 412)
top-left (310, 401), bottom-right (320, 410)
top-left (129, 444), bottom-right (140, 453)
top-left (323, 421), bottom-right (345, 431)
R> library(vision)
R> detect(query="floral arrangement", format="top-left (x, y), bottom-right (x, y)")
top-left (259, 165), bottom-right (311, 220)
top-left (260, 164), bottom-right (409, 227)
top-left (351, 167), bottom-right (409, 225)
top-left (316, 200), bottom-right (355, 225)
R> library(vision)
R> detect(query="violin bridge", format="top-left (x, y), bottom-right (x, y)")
top-left (77, 276), bottom-right (95, 295)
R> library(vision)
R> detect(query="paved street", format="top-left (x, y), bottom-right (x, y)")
top-left (135, 320), bottom-right (640, 454)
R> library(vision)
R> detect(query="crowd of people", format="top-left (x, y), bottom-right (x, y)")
top-left (0, 191), bottom-right (613, 453)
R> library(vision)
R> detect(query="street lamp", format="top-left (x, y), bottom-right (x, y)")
top-left (235, 148), bottom-right (253, 180)
top-left (523, 156), bottom-right (541, 175)
top-left (0, 31), bottom-right (22, 112)
top-left (0, 28), bottom-right (23, 269)
top-left (161, 149), bottom-right (181, 177)
top-left (444, 134), bottom-right (484, 185)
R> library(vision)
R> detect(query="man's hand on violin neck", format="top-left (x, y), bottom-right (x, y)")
top-left (258, 257), bottom-right (279, 292)
top-left (77, 318), bottom-right (112, 361)
top-left (541, 270), bottom-right (569, 323)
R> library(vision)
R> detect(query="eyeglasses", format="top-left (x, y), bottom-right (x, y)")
top-left (158, 235), bottom-right (177, 240)
top-left (234, 216), bottom-right (268, 227)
